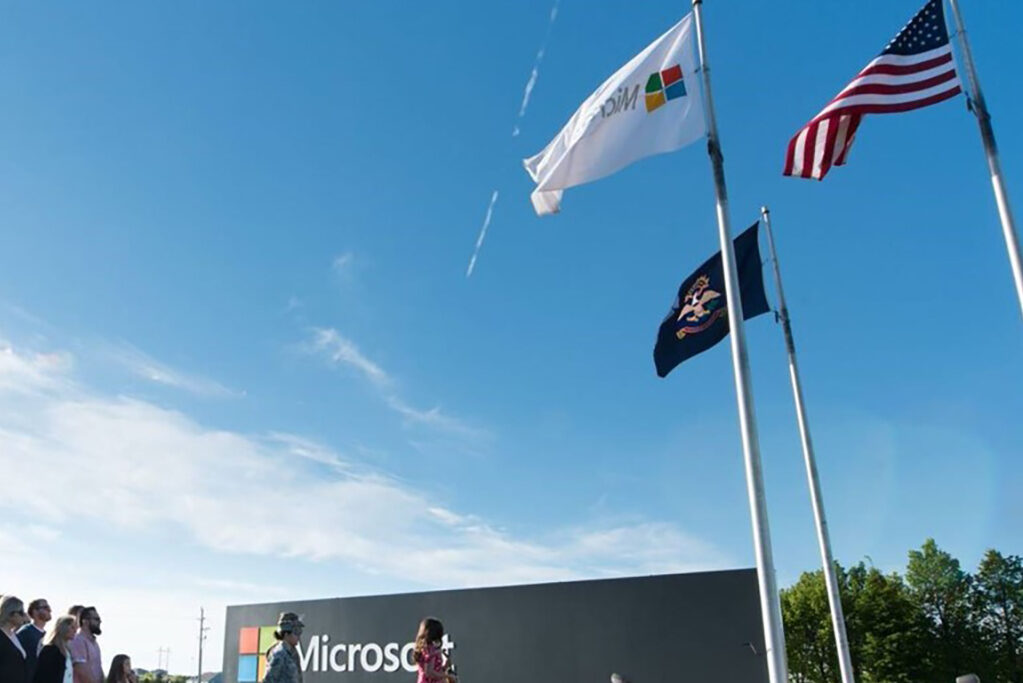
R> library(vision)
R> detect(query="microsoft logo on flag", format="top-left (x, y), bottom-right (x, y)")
top-left (237, 625), bottom-right (277, 682)
top-left (645, 64), bottom-right (686, 112)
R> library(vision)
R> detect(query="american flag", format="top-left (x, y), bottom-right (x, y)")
top-left (783, 0), bottom-right (962, 180)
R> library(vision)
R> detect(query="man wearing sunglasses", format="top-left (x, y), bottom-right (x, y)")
top-left (70, 606), bottom-right (103, 683)
top-left (17, 598), bottom-right (52, 679)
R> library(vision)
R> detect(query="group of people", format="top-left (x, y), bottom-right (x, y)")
top-left (6, 594), bottom-right (459, 683)
top-left (0, 595), bottom-right (136, 683)
top-left (260, 612), bottom-right (458, 683)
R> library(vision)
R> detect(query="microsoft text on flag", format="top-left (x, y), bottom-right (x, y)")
top-left (523, 14), bottom-right (706, 215)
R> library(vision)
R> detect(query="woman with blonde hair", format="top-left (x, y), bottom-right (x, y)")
top-left (34, 615), bottom-right (77, 683)
top-left (0, 595), bottom-right (31, 683)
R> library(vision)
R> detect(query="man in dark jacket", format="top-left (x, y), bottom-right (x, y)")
top-left (17, 599), bottom-right (51, 680)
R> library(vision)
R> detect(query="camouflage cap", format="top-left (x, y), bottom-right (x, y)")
top-left (277, 612), bottom-right (305, 633)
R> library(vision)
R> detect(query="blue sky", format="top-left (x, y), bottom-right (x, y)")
top-left (0, 0), bottom-right (1020, 674)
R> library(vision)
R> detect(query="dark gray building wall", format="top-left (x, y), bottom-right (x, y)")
top-left (224, 568), bottom-right (768, 683)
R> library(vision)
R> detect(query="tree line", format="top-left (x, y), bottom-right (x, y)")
top-left (781, 539), bottom-right (1022, 683)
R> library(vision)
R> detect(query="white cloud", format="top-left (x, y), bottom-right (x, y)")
top-left (304, 328), bottom-right (490, 443)
top-left (332, 251), bottom-right (354, 273)
top-left (103, 342), bottom-right (240, 398)
top-left (0, 336), bottom-right (733, 672)
top-left (308, 327), bottom-right (390, 386)
top-left (0, 337), bottom-right (729, 582)
top-left (385, 396), bottom-right (490, 441)
top-left (0, 341), bottom-right (72, 394)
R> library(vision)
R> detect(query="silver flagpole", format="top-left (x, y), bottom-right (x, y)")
top-left (761, 206), bottom-right (855, 683)
top-left (690, 3), bottom-right (788, 683)
top-left (946, 0), bottom-right (1023, 319)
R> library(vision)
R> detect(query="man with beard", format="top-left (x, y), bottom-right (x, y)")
top-left (16, 598), bottom-right (52, 679)
top-left (69, 606), bottom-right (103, 683)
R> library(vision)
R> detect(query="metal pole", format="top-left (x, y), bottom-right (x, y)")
top-left (946, 0), bottom-right (1023, 320)
top-left (197, 608), bottom-right (206, 683)
top-left (690, 4), bottom-right (788, 683)
top-left (761, 206), bottom-right (855, 683)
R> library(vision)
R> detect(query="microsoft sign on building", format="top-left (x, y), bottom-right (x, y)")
top-left (224, 569), bottom-right (768, 683)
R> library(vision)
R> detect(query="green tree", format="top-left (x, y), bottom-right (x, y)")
top-left (906, 539), bottom-right (987, 682)
top-left (780, 562), bottom-right (930, 683)
top-left (782, 542), bottom-right (1021, 683)
top-left (138, 674), bottom-right (189, 683)
top-left (974, 550), bottom-right (1023, 682)
top-left (844, 563), bottom-right (929, 683)
top-left (782, 568), bottom-right (840, 683)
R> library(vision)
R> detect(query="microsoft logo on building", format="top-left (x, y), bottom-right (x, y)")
top-left (237, 625), bottom-right (277, 683)
top-left (645, 64), bottom-right (686, 112)
top-left (236, 624), bottom-right (452, 679)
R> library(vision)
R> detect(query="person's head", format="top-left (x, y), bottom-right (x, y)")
top-left (68, 605), bottom-right (84, 625)
top-left (105, 654), bottom-right (132, 683)
top-left (27, 598), bottom-right (52, 626)
top-left (413, 618), bottom-right (444, 663)
top-left (45, 615), bottom-right (78, 650)
top-left (273, 612), bottom-right (304, 648)
top-left (79, 606), bottom-right (102, 636)
top-left (0, 595), bottom-right (28, 632)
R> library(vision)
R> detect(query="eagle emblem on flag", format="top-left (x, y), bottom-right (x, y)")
top-left (675, 275), bottom-right (724, 339)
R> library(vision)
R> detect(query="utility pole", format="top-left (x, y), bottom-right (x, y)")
top-left (157, 647), bottom-right (171, 674)
top-left (197, 608), bottom-right (210, 683)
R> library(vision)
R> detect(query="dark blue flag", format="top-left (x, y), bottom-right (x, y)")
top-left (654, 222), bottom-right (770, 377)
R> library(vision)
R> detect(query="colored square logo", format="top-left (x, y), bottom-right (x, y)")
top-left (258, 656), bottom-right (268, 682)
top-left (665, 81), bottom-right (686, 101)
top-left (239, 628), bottom-right (259, 655)
top-left (645, 91), bottom-right (666, 112)
top-left (259, 626), bottom-right (277, 657)
top-left (645, 72), bottom-right (663, 94)
top-left (661, 64), bottom-right (683, 87)
top-left (645, 63), bottom-right (685, 112)
top-left (238, 655), bottom-right (258, 683)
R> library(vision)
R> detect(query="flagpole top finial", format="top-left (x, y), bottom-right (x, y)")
top-left (760, 206), bottom-right (770, 216)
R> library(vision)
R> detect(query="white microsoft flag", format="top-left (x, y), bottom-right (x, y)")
top-left (523, 14), bottom-right (706, 216)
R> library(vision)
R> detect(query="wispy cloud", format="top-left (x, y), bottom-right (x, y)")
top-left (0, 334), bottom-right (733, 673)
top-left (386, 396), bottom-right (490, 441)
top-left (266, 431), bottom-right (357, 473)
top-left (332, 251), bottom-right (355, 275)
top-left (303, 327), bottom-right (490, 442)
top-left (0, 302), bottom-right (49, 328)
top-left (0, 341), bottom-right (72, 394)
top-left (0, 337), bottom-right (730, 584)
top-left (104, 342), bottom-right (241, 398)
top-left (307, 327), bottom-right (390, 387)
top-left (466, 190), bottom-right (499, 278)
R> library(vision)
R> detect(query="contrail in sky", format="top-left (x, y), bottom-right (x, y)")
top-left (512, 0), bottom-right (560, 137)
top-left (467, 2), bottom-right (559, 278)
top-left (466, 190), bottom-right (499, 278)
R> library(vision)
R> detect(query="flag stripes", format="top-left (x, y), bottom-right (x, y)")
top-left (783, 0), bottom-right (961, 180)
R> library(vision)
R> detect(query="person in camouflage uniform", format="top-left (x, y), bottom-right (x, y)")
top-left (263, 612), bottom-right (305, 683)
